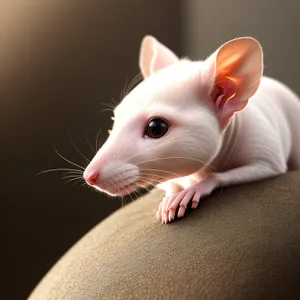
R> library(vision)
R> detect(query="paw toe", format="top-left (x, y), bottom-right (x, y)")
top-left (168, 210), bottom-right (175, 222)
top-left (177, 206), bottom-right (186, 218)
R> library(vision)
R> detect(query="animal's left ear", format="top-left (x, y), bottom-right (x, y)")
top-left (206, 37), bottom-right (263, 127)
top-left (139, 35), bottom-right (179, 78)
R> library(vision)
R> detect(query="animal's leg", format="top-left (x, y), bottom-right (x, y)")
top-left (156, 180), bottom-right (185, 223)
top-left (165, 163), bottom-right (286, 223)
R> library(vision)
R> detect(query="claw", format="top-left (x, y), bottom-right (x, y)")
top-left (177, 206), bottom-right (186, 218)
top-left (157, 201), bottom-right (163, 222)
top-left (191, 201), bottom-right (199, 209)
top-left (163, 211), bottom-right (168, 224)
top-left (168, 209), bottom-right (175, 222)
top-left (191, 191), bottom-right (201, 209)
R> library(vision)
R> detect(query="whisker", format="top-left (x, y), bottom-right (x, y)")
top-left (69, 135), bottom-right (90, 166)
top-left (95, 127), bottom-right (103, 152)
top-left (138, 176), bottom-right (161, 187)
top-left (113, 133), bottom-right (136, 163)
top-left (102, 168), bottom-right (138, 183)
top-left (111, 97), bottom-right (118, 108)
top-left (81, 181), bottom-right (87, 187)
top-left (120, 79), bottom-right (128, 101)
top-left (61, 174), bottom-right (83, 180)
top-left (62, 174), bottom-right (84, 182)
top-left (99, 108), bottom-right (114, 114)
top-left (135, 182), bottom-right (152, 193)
top-left (126, 73), bottom-right (142, 91)
top-left (112, 182), bottom-right (131, 207)
top-left (64, 177), bottom-right (85, 185)
top-left (100, 137), bottom-right (178, 179)
top-left (73, 180), bottom-right (85, 187)
top-left (63, 177), bottom-right (83, 182)
top-left (136, 156), bottom-right (208, 166)
top-left (136, 187), bottom-right (147, 198)
top-left (117, 136), bottom-right (177, 164)
top-left (121, 183), bottom-right (135, 203)
top-left (99, 102), bottom-right (116, 111)
top-left (139, 172), bottom-right (173, 182)
top-left (54, 147), bottom-right (85, 171)
top-left (62, 171), bottom-right (83, 175)
top-left (131, 141), bottom-right (214, 170)
top-left (132, 176), bottom-right (155, 191)
top-left (96, 137), bottom-right (179, 179)
top-left (137, 178), bottom-right (158, 190)
top-left (116, 182), bottom-right (126, 208)
top-left (124, 72), bottom-right (143, 97)
top-left (36, 168), bottom-right (83, 176)
top-left (136, 155), bottom-right (216, 172)
top-left (139, 168), bottom-right (182, 178)
top-left (138, 175), bottom-right (161, 184)
top-left (127, 183), bottom-right (141, 199)
top-left (85, 134), bottom-right (96, 154)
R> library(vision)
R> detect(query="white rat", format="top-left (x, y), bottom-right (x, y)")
top-left (83, 36), bottom-right (300, 224)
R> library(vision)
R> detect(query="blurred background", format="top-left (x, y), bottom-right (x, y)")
top-left (1, 0), bottom-right (299, 299)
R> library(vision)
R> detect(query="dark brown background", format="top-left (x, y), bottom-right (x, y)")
top-left (1, 1), bottom-right (182, 299)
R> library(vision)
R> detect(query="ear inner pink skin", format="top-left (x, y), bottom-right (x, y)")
top-left (84, 35), bottom-right (300, 224)
top-left (211, 76), bottom-right (237, 126)
top-left (139, 35), bottom-right (179, 77)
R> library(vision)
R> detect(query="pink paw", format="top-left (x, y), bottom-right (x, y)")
top-left (156, 177), bottom-right (217, 224)
top-left (156, 188), bottom-right (201, 224)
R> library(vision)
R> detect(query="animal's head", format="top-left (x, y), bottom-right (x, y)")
top-left (84, 36), bottom-right (263, 196)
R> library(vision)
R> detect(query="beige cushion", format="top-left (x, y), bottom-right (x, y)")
top-left (29, 172), bottom-right (300, 300)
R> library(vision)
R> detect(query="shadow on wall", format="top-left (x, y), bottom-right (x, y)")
top-left (1, 1), bottom-right (182, 299)
top-left (183, 0), bottom-right (300, 94)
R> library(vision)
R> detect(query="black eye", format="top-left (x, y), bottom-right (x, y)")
top-left (144, 118), bottom-right (169, 138)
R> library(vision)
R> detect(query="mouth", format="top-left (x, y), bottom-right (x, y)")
top-left (93, 176), bottom-right (159, 197)
top-left (98, 184), bottom-right (137, 196)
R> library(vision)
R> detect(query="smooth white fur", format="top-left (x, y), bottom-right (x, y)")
top-left (84, 36), bottom-right (300, 222)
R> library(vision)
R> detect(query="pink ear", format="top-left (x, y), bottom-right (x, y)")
top-left (139, 35), bottom-right (179, 78)
top-left (207, 37), bottom-right (263, 127)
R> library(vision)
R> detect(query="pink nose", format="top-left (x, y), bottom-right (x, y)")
top-left (85, 171), bottom-right (99, 186)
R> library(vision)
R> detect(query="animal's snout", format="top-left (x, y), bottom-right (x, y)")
top-left (84, 170), bottom-right (99, 186)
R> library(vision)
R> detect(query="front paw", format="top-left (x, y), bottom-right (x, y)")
top-left (156, 188), bottom-right (200, 224)
top-left (156, 181), bottom-right (184, 224)
top-left (168, 187), bottom-right (202, 222)
top-left (157, 176), bottom-right (217, 223)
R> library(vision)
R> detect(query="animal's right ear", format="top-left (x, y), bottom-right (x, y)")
top-left (204, 37), bottom-right (263, 128)
top-left (139, 35), bottom-right (179, 78)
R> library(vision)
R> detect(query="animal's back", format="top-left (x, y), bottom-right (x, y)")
top-left (250, 76), bottom-right (300, 169)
